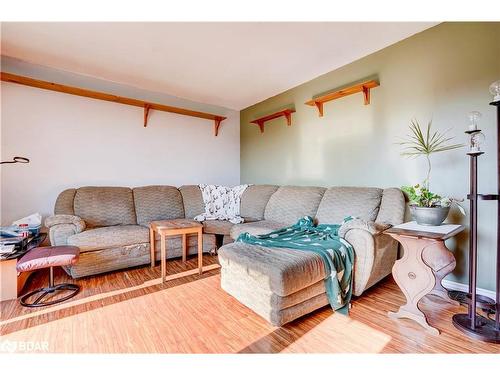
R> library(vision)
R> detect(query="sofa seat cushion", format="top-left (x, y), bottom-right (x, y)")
top-left (67, 225), bottom-right (149, 252)
top-left (230, 220), bottom-right (286, 240)
top-left (316, 187), bottom-right (383, 224)
top-left (202, 220), bottom-right (234, 235)
top-left (221, 265), bottom-right (328, 326)
top-left (218, 242), bottom-right (325, 296)
top-left (221, 264), bottom-right (325, 311)
top-left (64, 234), bottom-right (217, 278)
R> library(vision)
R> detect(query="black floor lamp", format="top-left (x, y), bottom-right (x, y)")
top-left (451, 81), bottom-right (500, 343)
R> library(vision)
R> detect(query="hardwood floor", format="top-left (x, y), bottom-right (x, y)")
top-left (0, 255), bottom-right (498, 353)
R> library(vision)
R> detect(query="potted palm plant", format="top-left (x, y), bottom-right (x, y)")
top-left (398, 119), bottom-right (465, 225)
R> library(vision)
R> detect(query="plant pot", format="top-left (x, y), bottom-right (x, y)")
top-left (409, 205), bottom-right (450, 226)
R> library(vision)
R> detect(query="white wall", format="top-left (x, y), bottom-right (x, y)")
top-left (1, 60), bottom-right (240, 225)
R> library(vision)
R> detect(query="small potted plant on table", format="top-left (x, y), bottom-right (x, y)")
top-left (398, 120), bottom-right (465, 226)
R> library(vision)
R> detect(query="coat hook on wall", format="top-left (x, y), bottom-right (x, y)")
top-left (1, 156), bottom-right (30, 165)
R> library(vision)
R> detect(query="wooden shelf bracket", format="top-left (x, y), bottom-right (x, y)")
top-left (362, 85), bottom-right (370, 105)
top-left (1, 72), bottom-right (227, 136)
top-left (144, 104), bottom-right (151, 127)
top-left (214, 117), bottom-right (224, 136)
top-left (305, 79), bottom-right (379, 117)
top-left (314, 101), bottom-right (324, 117)
top-left (250, 108), bottom-right (296, 134)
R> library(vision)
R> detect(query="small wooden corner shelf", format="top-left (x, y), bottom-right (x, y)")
top-left (305, 80), bottom-right (380, 117)
top-left (1, 72), bottom-right (227, 136)
top-left (250, 109), bottom-right (295, 133)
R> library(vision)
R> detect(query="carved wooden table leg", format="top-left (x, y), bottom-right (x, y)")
top-left (422, 241), bottom-right (460, 306)
top-left (387, 234), bottom-right (440, 335)
top-left (149, 226), bottom-right (155, 268)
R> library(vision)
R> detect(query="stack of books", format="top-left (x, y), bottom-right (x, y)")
top-left (0, 226), bottom-right (28, 258)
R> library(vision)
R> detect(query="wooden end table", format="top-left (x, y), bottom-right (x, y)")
top-left (385, 222), bottom-right (465, 335)
top-left (149, 219), bottom-right (203, 282)
top-left (0, 233), bottom-right (47, 302)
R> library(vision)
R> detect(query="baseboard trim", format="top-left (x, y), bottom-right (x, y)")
top-left (442, 279), bottom-right (496, 300)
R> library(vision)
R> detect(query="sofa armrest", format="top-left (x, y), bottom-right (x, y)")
top-left (338, 218), bottom-right (390, 238)
top-left (45, 215), bottom-right (86, 246)
top-left (339, 219), bottom-right (394, 296)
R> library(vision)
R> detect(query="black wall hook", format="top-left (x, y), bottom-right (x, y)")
top-left (0, 156), bottom-right (30, 164)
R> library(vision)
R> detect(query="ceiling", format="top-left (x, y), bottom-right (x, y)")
top-left (1, 22), bottom-right (437, 110)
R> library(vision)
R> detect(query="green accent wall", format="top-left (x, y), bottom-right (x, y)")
top-left (240, 22), bottom-right (500, 290)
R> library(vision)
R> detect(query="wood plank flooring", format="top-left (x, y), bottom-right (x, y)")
top-left (1, 255), bottom-right (498, 353)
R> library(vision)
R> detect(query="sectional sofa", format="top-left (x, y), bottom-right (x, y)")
top-left (46, 184), bottom-right (405, 324)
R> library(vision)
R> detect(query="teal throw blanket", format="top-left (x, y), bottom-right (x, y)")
top-left (236, 216), bottom-right (355, 315)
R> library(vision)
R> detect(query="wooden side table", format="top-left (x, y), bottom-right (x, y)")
top-left (149, 219), bottom-right (203, 282)
top-left (0, 233), bottom-right (47, 302)
top-left (385, 222), bottom-right (465, 335)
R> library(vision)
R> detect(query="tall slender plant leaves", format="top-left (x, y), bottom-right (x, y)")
top-left (397, 119), bottom-right (464, 158)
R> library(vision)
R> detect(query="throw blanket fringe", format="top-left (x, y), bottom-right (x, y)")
top-left (237, 216), bottom-right (355, 315)
top-left (194, 184), bottom-right (250, 224)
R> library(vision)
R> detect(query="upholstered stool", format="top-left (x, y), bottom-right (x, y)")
top-left (16, 246), bottom-right (80, 307)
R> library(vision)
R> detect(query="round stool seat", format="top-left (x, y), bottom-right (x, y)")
top-left (16, 246), bottom-right (80, 308)
top-left (17, 246), bottom-right (80, 273)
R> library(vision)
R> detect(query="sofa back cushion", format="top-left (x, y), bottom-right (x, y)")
top-left (133, 186), bottom-right (185, 226)
top-left (264, 186), bottom-right (326, 225)
top-left (316, 187), bottom-right (383, 224)
top-left (179, 185), bottom-right (205, 219)
top-left (74, 187), bottom-right (137, 227)
top-left (240, 185), bottom-right (279, 221)
top-left (54, 188), bottom-right (77, 215)
top-left (375, 188), bottom-right (405, 226)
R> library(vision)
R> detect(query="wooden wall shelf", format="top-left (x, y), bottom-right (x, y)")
top-left (0, 72), bottom-right (227, 136)
top-left (250, 109), bottom-right (295, 133)
top-left (305, 80), bottom-right (380, 117)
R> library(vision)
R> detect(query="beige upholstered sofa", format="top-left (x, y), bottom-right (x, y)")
top-left (46, 185), bottom-right (217, 278)
top-left (46, 185), bottom-right (405, 320)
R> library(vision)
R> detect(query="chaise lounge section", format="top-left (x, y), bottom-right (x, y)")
top-left (217, 186), bottom-right (405, 326)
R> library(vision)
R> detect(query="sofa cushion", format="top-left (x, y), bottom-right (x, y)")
top-left (230, 220), bottom-right (287, 240)
top-left (203, 220), bottom-right (234, 235)
top-left (315, 187), bottom-right (383, 224)
top-left (240, 185), bottom-right (279, 221)
top-left (54, 188), bottom-right (76, 215)
top-left (179, 185), bottom-right (205, 219)
top-left (222, 265), bottom-right (326, 312)
top-left (67, 225), bottom-right (148, 252)
top-left (374, 188), bottom-right (405, 226)
top-left (133, 185), bottom-right (184, 226)
top-left (263, 186), bottom-right (326, 225)
top-left (74, 187), bottom-right (137, 227)
top-left (64, 233), bottom-right (217, 278)
top-left (218, 242), bottom-right (325, 296)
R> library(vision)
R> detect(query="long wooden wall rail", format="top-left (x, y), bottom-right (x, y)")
top-left (0, 72), bottom-right (227, 136)
top-left (305, 79), bottom-right (380, 117)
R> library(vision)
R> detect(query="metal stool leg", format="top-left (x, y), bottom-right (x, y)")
top-left (19, 267), bottom-right (80, 308)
